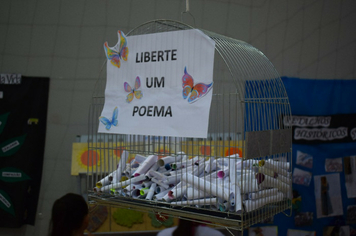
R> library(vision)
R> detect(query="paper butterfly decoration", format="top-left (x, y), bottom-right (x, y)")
top-left (99, 107), bottom-right (118, 130)
top-left (124, 76), bottom-right (143, 103)
top-left (104, 30), bottom-right (129, 68)
top-left (182, 67), bottom-right (213, 103)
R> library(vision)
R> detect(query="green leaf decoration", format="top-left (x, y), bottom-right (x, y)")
top-left (0, 112), bottom-right (10, 135)
top-left (0, 190), bottom-right (15, 216)
top-left (0, 134), bottom-right (27, 157)
top-left (112, 208), bottom-right (143, 227)
top-left (0, 167), bottom-right (31, 182)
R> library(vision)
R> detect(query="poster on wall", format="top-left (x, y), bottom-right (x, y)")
top-left (244, 77), bottom-right (356, 236)
top-left (0, 75), bottom-right (49, 227)
top-left (98, 29), bottom-right (215, 138)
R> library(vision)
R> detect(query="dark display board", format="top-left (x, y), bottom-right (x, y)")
top-left (0, 75), bottom-right (49, 227)
top-left (245, 77), bottom-right (356, 236)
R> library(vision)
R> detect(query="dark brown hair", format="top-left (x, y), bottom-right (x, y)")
top-left (173, 219), bottom-right (196, 236)
top-left (48, 193), bottom-right (88, 236)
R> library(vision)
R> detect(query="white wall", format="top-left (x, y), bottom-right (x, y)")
top-left (0, 0), bottom-right (355, 235)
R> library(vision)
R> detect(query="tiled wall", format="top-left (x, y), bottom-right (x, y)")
top-left (0, 0), bottom-right (355, 235)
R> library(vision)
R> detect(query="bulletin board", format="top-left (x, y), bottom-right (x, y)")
top-left (0, 75), bottom-right (49, 227)
top-left (247, 77), bottom-right (356, 236)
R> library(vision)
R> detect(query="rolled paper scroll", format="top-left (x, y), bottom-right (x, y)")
top-left (131, 189), bottom-right (141, 198)
top-left (158, 155), bottom-right (182, 167)
top-left (170, 165), bottom-right (202, 177)
top-left (248, 188), bottom-right (278, 200)
top-left (148, 170), bottom-right (167, 180)
top-left (140, 187), bottom-right (149, 196)
top-left (260, 175), bottom-right (291, 194)
top-left (176, 151), bottom-right (187, 160)
top-left (229, 159), bottom-right (242, 184)
top-left (236, 173), bottom-right (256, 183)
top-left (153, 187), bottom-right (174, 201)
top-left (163, 174), bottom-right (181, 185)
top-left (124, 166), bottom-right (138, 178)
top-left (243, 192), bottom-right (284, 212)
top-left (145, 162), bottom-right (160, 178)
top-left (132, 155), bottom-right (158, 176)
top-left (124, 183), bottom-right (143, 192)
top-left (111, 188), bottom-right (126, 197)
top-left (141, 181), bottom-right (152, 188)
top-left (181, 173), bottom-right (234, 204)
top-left (155, 185), bottom-right (168, 194)
top-left (204, 158), bottom-right (217, 173)
top-left (260, 166), bottom-right (291, 179)
top-left (208, 176), bottom-right (241, 212)
top-left (265, 159), bottom-right (290, 170)
top-left (218, 201), bottom-right (229, 212)
top-left (145, 183), bottom-right (157, 200)
top-left (171, 156), bottom-right (200, 170)
top-left (185, 186), bottom-right (211, 200)
top-left (134, 154), bottom-right (147, 163)
top-left (260, 168), bottom-right (290, 184)
top-left (217, 167), bottom-right (229, 179)
top-left (238, 177), bottom-right (259, 193)
top-left (171, 197), bottom-right (218, 207)
top-left (230, 182), bottom-right (242, 212)
top-left (100, 174), bottom-right (147, 192)
top-left (115, 150), bottom-right (129, 182)
top-left (163, 182), bottom-right (185, 201)
top-left (96, 169), bottom-right (117, 188)
top-left (151, 177), bottom-right (170, 190)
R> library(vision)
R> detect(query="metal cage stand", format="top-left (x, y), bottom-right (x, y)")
top-left (87, 19), bottom-right (293, 232)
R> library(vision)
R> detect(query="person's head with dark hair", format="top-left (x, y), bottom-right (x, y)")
top-left (172, 219), bottom-right (195, 236)
top-left (49, 193), bottom-right (91, 236)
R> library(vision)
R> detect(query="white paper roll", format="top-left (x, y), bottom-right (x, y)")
top-left (96, 169), bottom-right (116, 188)
top-left (100, 174), bottom-right (147, 192)
top-left (181, 173), bottom-right (234, 203)
top-left (134, 154), bottom-right (146, 163)
top-left (244, 192), bottom-right (284, 212)
top-left (238, 178), bottom-right (259, 193)
top-left (204, 158), bottom-right (217, 173)
top-left (158, 155), bottom-right (183, 167)
top-left (185, 186), bottom-right (211, 200)
top-left (162, 182), bottom-right (185, 201)
top-left (132, 155), bottom-right (158, 176)
top-left (115, 150), bottom-right (129, 182)
top-left (248, 188), bottom-right (278, 200)
top-left (124, 183), bottom-right (142, 192)
top-left (145, 162), bottom-right (160, 178)
top-left (265, 159), bottom-right (290, 170)
top-left (153, 187), bottom-right (174, 201)
top-left (151, 177), bottom-right (170, 189)
top-left (131, 189), bottom-right (141, 198)
top-left (171, 156), bottom-right (200, 170)
top-left (145, 183), bottom-right (157, 200)
top-left (171, 197), bottom-right (218, 206)
top-left (230, 183), bottom-right (242, 212)
top-left (260, 175), bottom-right (290, 193)
top-left (141, 181), bottom-right (152, 188)
top-left (163, 174), bottom-right (181, 185)
top-left (148, 170), bottom-right (167, 180)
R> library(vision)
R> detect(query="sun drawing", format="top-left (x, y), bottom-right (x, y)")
top-left (225, 147), bottom-right (242, 157)
top-left (77, 148), bottom-right (101, 170)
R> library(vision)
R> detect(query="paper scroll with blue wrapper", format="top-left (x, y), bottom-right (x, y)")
top-left (98, 29), bottom-right (215, 138)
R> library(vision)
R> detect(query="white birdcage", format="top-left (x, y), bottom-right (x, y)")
top-left (87, 19), bottom-right (292, 231)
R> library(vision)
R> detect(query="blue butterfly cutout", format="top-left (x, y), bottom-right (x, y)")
top-left (99, 107), bottom-right (118, 130)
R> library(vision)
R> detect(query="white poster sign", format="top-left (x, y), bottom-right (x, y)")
top-left (98, 29), bottom-right (215, 138)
